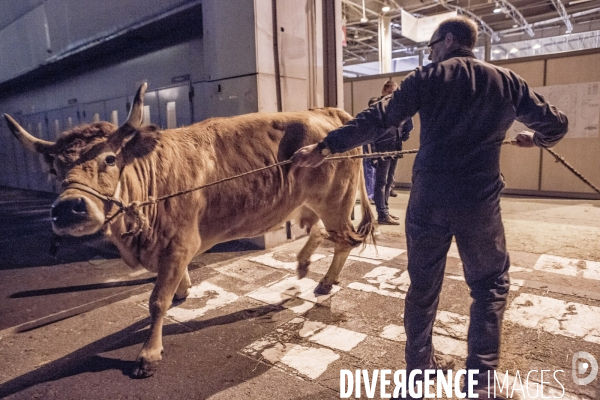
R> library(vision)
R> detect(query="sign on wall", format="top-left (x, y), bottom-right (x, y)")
top-left (509, 81), bottom-right (600, 139)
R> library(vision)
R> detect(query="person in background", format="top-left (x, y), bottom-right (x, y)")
top-left (292, 16), bottom-right (567, 400)
top-left (362, 143), bottom-right (375, 205)
top-left (368, 80), bottom-right (413, 225)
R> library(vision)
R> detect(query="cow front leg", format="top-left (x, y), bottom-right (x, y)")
top-left (133, 236), bottom-right (199, 378)
top-left (315, 242), bottom-right (352, 295)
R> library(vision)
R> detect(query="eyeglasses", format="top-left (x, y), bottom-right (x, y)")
top-left (427, 37), bottom-right (443, 48)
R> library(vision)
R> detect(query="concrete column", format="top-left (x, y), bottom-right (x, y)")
top-left (378, 15), bottom-right (392, 74)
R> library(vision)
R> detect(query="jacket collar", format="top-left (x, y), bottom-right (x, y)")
top-left (442, 48), bottom-right (476, 62)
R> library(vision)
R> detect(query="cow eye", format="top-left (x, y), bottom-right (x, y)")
top-left (105, 155), bottom-right (117, 166)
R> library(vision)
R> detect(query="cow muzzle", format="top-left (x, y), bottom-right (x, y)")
top-left (51, 194), bottom-right (105, 236)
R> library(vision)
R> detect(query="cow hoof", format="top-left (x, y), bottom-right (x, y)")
top-left (297, 262), bottom-right (310, 279)
top-left (314, 282), bottom-right (333, 295)
top-left (131, 361), bottom-right (158, 379)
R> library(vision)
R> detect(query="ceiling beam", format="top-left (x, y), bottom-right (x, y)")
top-left (549, 0), bottom-right (574, 33)
top-left (495, 0), bottom-right (535, 37)
top-left (433, 0), bottom-right (500, 42)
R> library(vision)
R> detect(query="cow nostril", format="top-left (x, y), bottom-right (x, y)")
top-left (73, 198), bottom-right (87, 214)
top-left (51, 197), bottom-right (89, 225)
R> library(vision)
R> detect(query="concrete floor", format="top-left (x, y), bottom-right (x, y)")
top-left (0, 186), bottom-right (598, 399)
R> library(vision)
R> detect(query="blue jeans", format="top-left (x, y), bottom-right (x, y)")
top-left (363, 159), bottom-right (375, 200)
top-left (404, 197), bottom-right (510, 386)
top-left (374, 157), bottom-right (397, 219)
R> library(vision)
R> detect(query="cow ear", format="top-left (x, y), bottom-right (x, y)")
top-left (113, 125), bottom-right (160, 163)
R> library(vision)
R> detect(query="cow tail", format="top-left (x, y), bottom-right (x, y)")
top-left (355, 156), bottom-right (376, 247)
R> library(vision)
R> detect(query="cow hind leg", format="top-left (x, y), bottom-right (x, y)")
top-left (315, 241), bottom-right (352, 295)
top-left (174, 268), bottom-right (191, 300)
top-left (296, 207), bottom-right (323, 279)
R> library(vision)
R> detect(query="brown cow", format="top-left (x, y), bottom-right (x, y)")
top-left (4, 83), bottom-right (375, 378)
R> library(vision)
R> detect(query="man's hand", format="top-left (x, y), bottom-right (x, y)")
top-left (291, 144), bottom-right (326, 168)
top-left (513, 131), bottom-right (536, 148)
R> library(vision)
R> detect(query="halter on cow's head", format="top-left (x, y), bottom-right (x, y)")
top-left (4, 83), bottom-right (157, 237)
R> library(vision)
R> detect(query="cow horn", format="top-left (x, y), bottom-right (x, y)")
top-left (123, 82), bottom-right (147, 129)
top-left (3, 113), bottom-right (54, 154)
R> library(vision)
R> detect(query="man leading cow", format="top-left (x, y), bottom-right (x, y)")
top-left (293, 16), bottom-right (568, 399)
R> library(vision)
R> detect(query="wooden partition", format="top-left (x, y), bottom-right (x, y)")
top-left (343, 49), bottom-right (600, 199)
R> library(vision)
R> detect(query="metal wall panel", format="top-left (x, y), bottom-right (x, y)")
top-left (79, 101), bottom-right (107, 124)
top-left (157, 85), bottom-right (192, 129)
top-left (195, 75), bottom-right (259, 121)
top-left (0, 6), bottom-right (51, 83)
top-left (202, 0), bottom-right (257, 81)
top-left (104, 97), bottom-right (129, 127)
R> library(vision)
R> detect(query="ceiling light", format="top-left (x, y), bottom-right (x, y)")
top-left (493, 7), bottom-right (502, 13)
top-left (510, 48), bottom-right (519, 53)
top-left (360, 17), bottom-right (368, 23)
top-left (382, 5), bottom-right (391, 12)
top-left (569, 0), bottom-right (592, 5)
top-left (512, 24), bottom-right (518, 28)
top-left (532, 44), bottom-right (541, 49)
top-left (493, 49), bottom-right (502, 54)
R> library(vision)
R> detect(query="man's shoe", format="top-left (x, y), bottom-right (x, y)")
top-left (378, 215), bottom-right (400, 225)
top-left (389, 214), bottom-right (400, 220)
top-left (433, 354), bottom-right (455, 372)
top-left (389, 190), bottom-right (398, 197)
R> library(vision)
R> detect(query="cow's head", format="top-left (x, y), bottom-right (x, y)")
top-left (4, 83), bottom-right (158, 237)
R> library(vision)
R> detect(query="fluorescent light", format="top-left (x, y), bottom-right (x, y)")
top-left (569, 0), bottom-right (591, 5)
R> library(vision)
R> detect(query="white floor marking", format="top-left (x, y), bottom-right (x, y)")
top-left (534, 254), bottom-right (600, 280)
top-left (434, 311), bottom-right (469, 340)
top-left (128, 268), bottom-right (148, 277)
top-left (347, 255), bottom-right (382, 265)
top-left (308, 325), bottom-right (367, 352)
top-left (347, 282), bottom-right (406, 298)
top-left (347, 244), bottom-right (405, 261)
top-left (298, 321), bottom-right (327, 338)
top-left (249, 252), bottom-right (327, 272)
top-left (167, 281), bottom-right (239, 322)
top-left (505, 293), bottom-right (600, 344)
top-left (432, 335), bottom-right (467, 358)
top-left (447, 242), bottom-right (461, 259)
top-left (510, 266), bottom-right (534, 273)
top-left (347, 266), bottom-right (409, 298)
top-left (279, 344), bottom-right (340, 379)
top-left (446, 274), bottom-right (524, 291)
top-left (380, 324), bottom-right (406, 342)
top-left (245, 276), bottom-right (340, 313)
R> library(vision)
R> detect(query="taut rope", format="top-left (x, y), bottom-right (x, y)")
top-left (66, 140), bottom-right (598, 238)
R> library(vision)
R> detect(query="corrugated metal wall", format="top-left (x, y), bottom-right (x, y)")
top-left (0, 0), bottom-right (197, 84)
